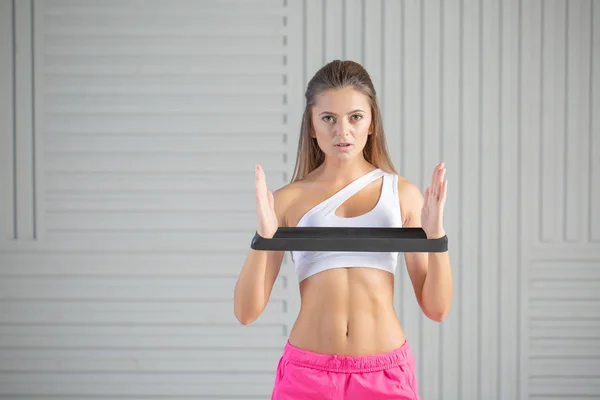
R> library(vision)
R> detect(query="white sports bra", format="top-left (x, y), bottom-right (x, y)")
top-left (292, 168), bottom-right (403, 282)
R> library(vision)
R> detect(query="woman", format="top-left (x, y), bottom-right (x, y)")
top-left (234, 60), bottom-right (453, 400)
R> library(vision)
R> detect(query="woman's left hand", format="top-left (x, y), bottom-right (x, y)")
top-left (421, 162), bottom-right (448, 239)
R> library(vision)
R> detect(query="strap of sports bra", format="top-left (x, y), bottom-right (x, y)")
top-left (321, 169), bottom-right (386, 215)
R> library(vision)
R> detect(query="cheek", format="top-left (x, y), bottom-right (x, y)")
top-left (312, 123), bottom-right (333, 140)
top-left (314, 134), bottom-right (333, 150)
top-left (357, 119), bottom-right (372, 136)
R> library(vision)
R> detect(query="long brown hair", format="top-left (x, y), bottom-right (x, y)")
top-left (289, 60), bottom-right (397, 182)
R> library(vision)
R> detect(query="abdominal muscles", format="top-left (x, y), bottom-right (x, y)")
top-left (288, 267), bottom-right (406, 356)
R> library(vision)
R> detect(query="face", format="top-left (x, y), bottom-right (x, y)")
top-left (310, 87), bottom-right (373, 162)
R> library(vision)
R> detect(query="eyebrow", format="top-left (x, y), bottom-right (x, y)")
top-left (319, 109), bottom-right (366, 116)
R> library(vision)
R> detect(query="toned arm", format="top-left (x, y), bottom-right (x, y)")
top-left (233, 188), bottom-right (289, 325)
top-left (399, 179), bottom-right (453, 322)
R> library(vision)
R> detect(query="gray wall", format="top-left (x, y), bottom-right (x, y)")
top-left (0, 1), bottom-right (598, 399)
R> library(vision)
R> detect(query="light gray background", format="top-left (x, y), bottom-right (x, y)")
top-left (0, 0), bottom-right (598, 399)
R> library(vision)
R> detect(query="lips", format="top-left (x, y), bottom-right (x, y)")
top-left (335, 143), bottom-right (352, 147)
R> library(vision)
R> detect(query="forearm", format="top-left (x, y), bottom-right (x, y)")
top-left (233, 250), bottom-right (270, 324)
top-left (421, 251), bottom-right (453, 322)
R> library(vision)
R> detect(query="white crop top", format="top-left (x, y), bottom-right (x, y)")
top-left (292, 168), bottom-right (403, 282)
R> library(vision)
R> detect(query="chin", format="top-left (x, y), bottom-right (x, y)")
top-left (328, 152), bottom-right (359, 162)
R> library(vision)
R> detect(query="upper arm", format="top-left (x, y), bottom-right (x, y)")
top-left (398, 178), bottom-right (429, 308)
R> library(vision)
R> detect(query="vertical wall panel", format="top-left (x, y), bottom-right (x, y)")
top-left (304, 0), bottom-right (324, 82)
top-left (593, 2), bottom-right (600, 243)
top-left (32, 0), bottom-right (46, 240)
top-left (564, 0), bottom-right (592, 243)
top-left (0, 0), bottom-right (14, 241)
top-left (480, 0), bottom-right (501, 398)
top-left (580, 0), bottom-right (594, 246)
top-left (363, 0), bottom-right (382, 92)
top-left (14, 0), bottom-right (35, 240)
top-left (499, 0), bottom-right (521, 399)
top-left (343, 0), bottom-right (363, 63)
top-left (459, 1), bottom-right (481, 399)
top-left (381, 0), bottom-right (401, 170)
top-left (520, 2), bottom-right (543, 399)
top-left (540, 0), bottom-right (566, 244)
top-left (324, 0), bottom-right (343, 61)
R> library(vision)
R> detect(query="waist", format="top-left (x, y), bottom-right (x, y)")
top-left (289, 309), bottom-right (404, 356)
top-left (289, 268), bottom-right (405, 355)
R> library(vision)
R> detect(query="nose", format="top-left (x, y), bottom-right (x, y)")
top-left (335, 118), bottom-right (351, 137)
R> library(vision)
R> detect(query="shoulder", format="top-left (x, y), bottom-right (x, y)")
top-left (271, 180), bottom-right (310, 228)
top-left (394, 175), bottom-right (424, 224)
top-left (396, 175), bottom-right (424, 201)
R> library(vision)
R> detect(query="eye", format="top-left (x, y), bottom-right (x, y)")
top-left (351, 114), bottom-right (363, 121)
top-left (322, 115), bottom-right (335, 123)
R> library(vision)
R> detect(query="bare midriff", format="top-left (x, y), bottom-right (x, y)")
top-left (288, 266), bottom-right (406, 356)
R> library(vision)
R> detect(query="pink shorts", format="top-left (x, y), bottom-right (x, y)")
top-left (271, 340), bottom-right (421, 400)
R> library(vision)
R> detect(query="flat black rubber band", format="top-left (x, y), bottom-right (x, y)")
top-left (250, 227), bottom-right (448, 253)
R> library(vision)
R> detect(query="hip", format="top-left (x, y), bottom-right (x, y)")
top-left (271, 339), bottom-right (420, 400)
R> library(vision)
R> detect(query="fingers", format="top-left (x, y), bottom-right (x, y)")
top-left (255, 164), bottom-right (268, 205)
top-left (440, 179), bottom-right (448, 205)
top-left (430, 162), bottom-right (446, 202)
top-left (438, 166), bottom-right (446, 200)
top-left (431, 163), bottom-right (441, 188)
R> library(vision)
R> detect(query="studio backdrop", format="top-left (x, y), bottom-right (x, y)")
top-left (0, 1), bottom-right (598, 399)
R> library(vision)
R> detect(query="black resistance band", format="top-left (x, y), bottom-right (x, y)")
top-left (250, 227), bottom-right (448, 253)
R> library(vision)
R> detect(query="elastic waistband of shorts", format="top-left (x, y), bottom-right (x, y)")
top-left (281, 340), bottom-right (413, 373)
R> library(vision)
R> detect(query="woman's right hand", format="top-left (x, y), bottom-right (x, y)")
top-left (255, 164), bottom-right (278, 238)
